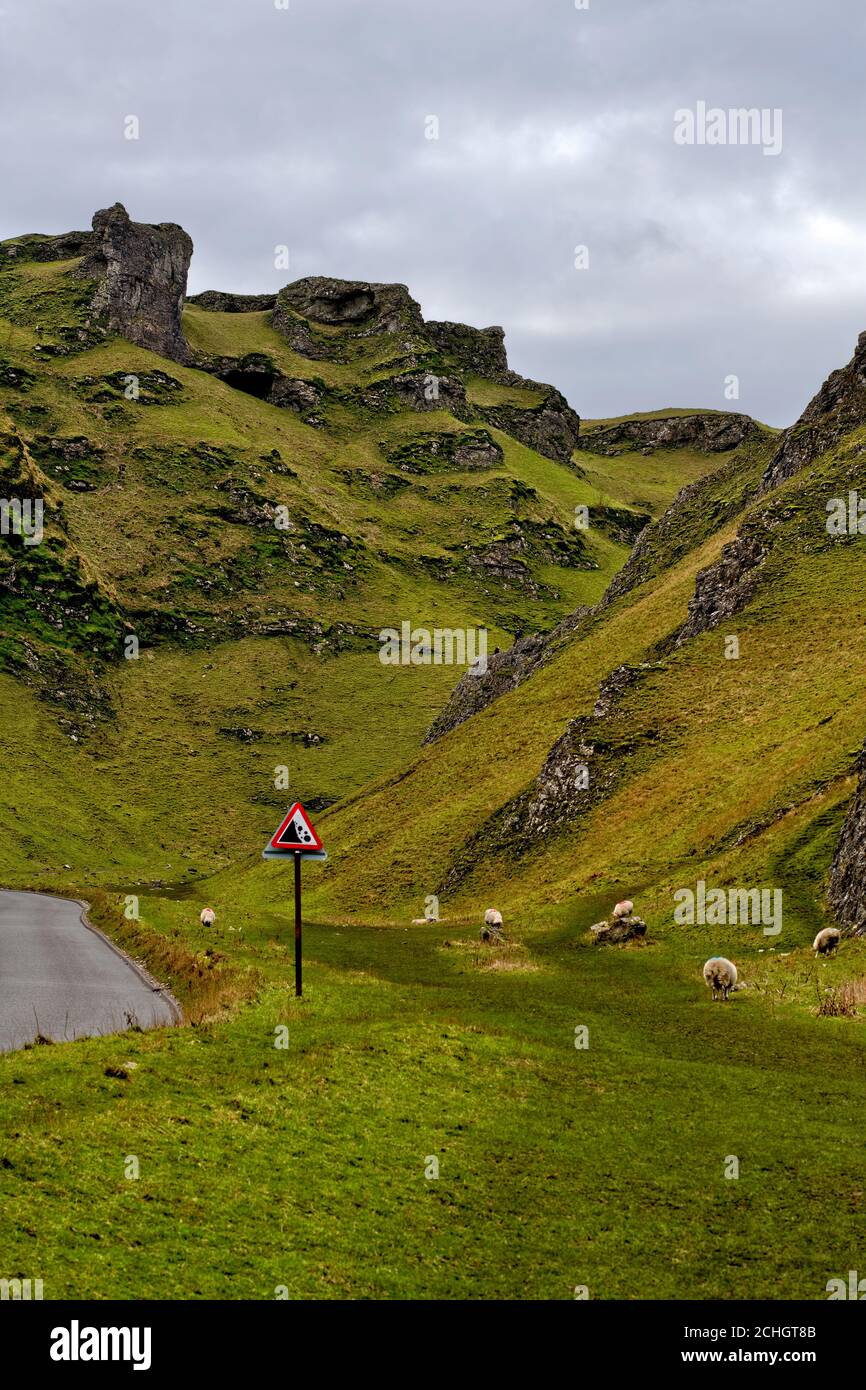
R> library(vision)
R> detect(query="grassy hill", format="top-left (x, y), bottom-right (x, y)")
top-left (1, 207), bottom-right (864, 1303)
top-left (0, 227), bottom-right (739, 885)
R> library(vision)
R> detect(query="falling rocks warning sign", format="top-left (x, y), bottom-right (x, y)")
top-left (267, 802), bottom-right (324, 853)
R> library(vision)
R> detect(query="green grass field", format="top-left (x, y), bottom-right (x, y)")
top-left (2, 886), bottom-right (864, 1300)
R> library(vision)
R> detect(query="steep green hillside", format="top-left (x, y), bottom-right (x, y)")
top-left (0, 211), bottom-right (748, 885)
top-left (305, 430), bottom-right (862, 929)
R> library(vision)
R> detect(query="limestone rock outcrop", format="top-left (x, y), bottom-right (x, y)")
top-left (580, 411), bottom-right (758, 457)
top-left (391, 372), bottom-right (466, 412)
top-left (75, 204), bottom-right (193, 364)
top-left (598, 468), bottom-right (737, 611)
top-left (424, 604), bottom-right (591, 744)
top-left (590, 915), bottom-right (647, 944)
top-left (478, 386), bottom-right (580, 466)
top-left (384, 428), bottom-right (502, 474)
top-left (762, 331), bottom-right (866, 492)
top-left (827, 740), bottom-right (866, 933)
top-left (3, 229), bottom-right (93, 263)
top-left (424, 633), bottom-right (548, 744)
top-left (593, 662), bottom-right (662, 717)
top-left (273, 276), bottom-right (425, 343)
top-left (426, 320), bottom-right (509, 380)
top-left (676, 533), bottom-right (766, 643)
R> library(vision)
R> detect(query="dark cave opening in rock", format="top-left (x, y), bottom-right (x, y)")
top-left (219, 368), bottom-right (277, 400)
top-left (306, 288), bottom-right (375, 324)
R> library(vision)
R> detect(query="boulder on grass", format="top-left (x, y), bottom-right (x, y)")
top-left (590, 914), bottom-right (647, 945)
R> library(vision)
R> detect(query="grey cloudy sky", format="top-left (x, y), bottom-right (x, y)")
top-left (2, 0), bottom-right (865, 426)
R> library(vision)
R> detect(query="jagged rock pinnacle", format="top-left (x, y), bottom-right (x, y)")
top-left (76, 204), bottom-right (194, 364)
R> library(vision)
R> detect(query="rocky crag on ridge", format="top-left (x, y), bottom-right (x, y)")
top-left (762, 329), bottom-right (866, 492)
top-left (1, 201), bottom-right (615, 757)
top-left (198, 266), bottom-right (582, 466)
top-left (4, 202), bottom-right (582, 467)
top-left (579, 411), bottom-right (759, 457)
top-left (75, 203), bottom-right (194, 364)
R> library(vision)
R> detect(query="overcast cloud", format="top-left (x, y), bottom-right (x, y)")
top-left (2, 0), bottom-right (865, 426)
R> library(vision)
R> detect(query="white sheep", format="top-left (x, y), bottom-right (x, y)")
top-left (481, 908), bottom-right (504, 942)
top-left (612, 899), bottom-right (634, 919)
top-left (200, 907), bottom-right (216, 928)
top-left (703, 956), bottom-right (737, 1002)
top-left (813, 926), bottom-right (841, 957)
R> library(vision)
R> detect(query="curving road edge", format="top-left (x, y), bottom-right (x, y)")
top-left (0, 889), bottom-right (181, 1053)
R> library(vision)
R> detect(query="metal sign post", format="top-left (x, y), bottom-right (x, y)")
top-left (293, 850), bottom-right (302, 997)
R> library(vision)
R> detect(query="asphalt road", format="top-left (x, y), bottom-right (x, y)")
top-left (0, 890), bottom-right (179, 1052)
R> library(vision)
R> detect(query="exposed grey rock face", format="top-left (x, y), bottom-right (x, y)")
top-left (442, 716), bottom-right (598, 895)
top-left (274, 276), bottom-right (425, 342)
top-left (599, 471), bottom-right (730, 611)
top-left (267, 275), bottom-right (583, 466)
top-left (76, 204), bottom-right (193, 364)
top-left (384, 428), bottom-right (502, 474)
top-left (453, 436), bottom-right (500, 469)
top-left (438, 653), bottom-right (661, 892)
top-left (589, 504), bottom-right (651, 545)
top-left (424, 632), bottom-right (548, 743)
top-left (478, 386), bottom-right (581, 466)
top-left (3, 230), bottom-right (93, 263)
top-left (427, 436), bottom-right (750, 745)
top-left (187, 290), bottom-right (277, 313)
top-left (425, 606), bottom-right (591, 743)
top-left (390, 372), bottom-right (467, 412)
top-left (269, 310), bottom-right (333, 360)
top-left (762, 331), bottom-right (866, 492)
top-left (451, 433), bottom-right (501, 468)
top-left (514, 716), bottom-right (603, 838)
top-left (199, 352), bottom-right (325, 423)
top-left (827, 741), bottom-right (866, 933)
top-left (508, 661), bottom-right (660, 838)
top-left (676, 533), bottom-right (766, 643)
top-left (427, 410), bottom-right (765, 750)
top-left (425, 320), bottom-right (509, 379)
top-left (467, 538), bottom-right (537, 593)
top-left (593, 414), bottom-right (776, 642)
top-left (580, 411), bottom-right (758, 457)
top-left (268, 375), bottom-right (324, 417)
top-left (590, 915), bottom-right (647, 944)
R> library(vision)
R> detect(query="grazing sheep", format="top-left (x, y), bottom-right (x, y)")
top-left (813, 926), bottom-right (841, 957)
top-left (612, 899), bottom-right (634, 919)
top-left (481, 908), bottom-right (504, 942)
top-left (200, 907), bottom-right (216, 928)
top-left (703, 956), bottom-right (738, 1001)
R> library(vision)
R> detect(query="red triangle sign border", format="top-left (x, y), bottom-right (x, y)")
top-left (268, 801), bottom-right (324, 852)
